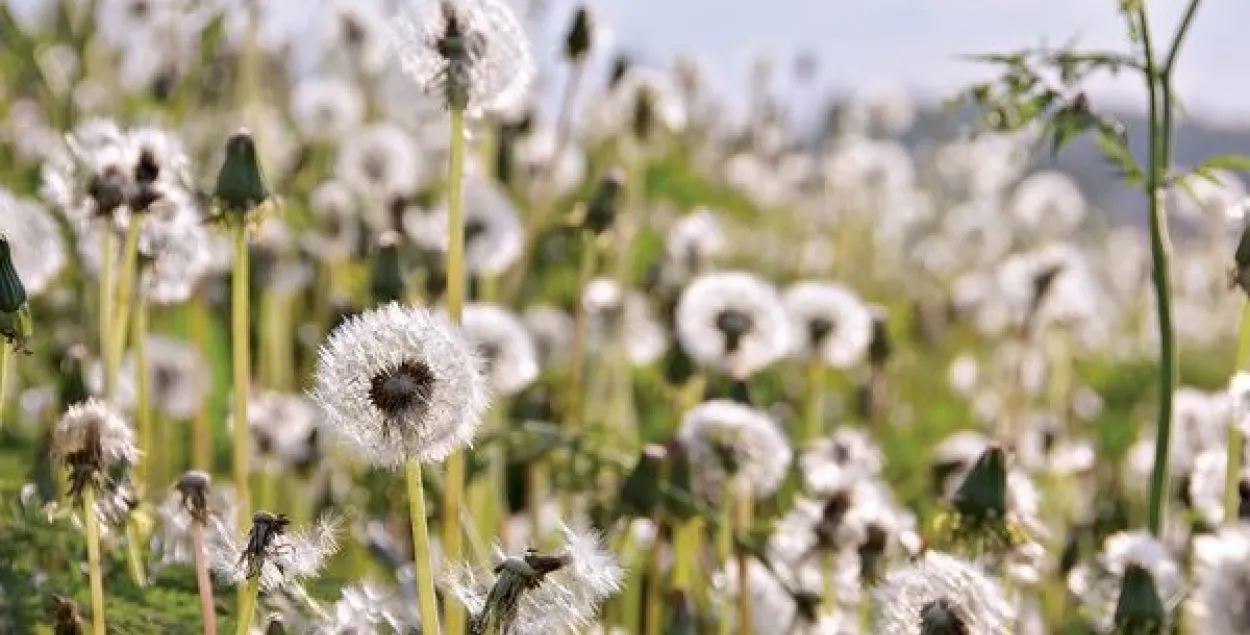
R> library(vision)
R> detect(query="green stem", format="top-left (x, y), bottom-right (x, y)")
top-left (125, 519), bottom-right (147, 587)
top-left (1225, 303), bottom-right (1250, 522)
top-left (443, 105), bottom-right (467, 635)
top-left (234, 575), bottom-right (260, 635)
top-left (192, 522), bottom-right (218, 635)
top-left (734, 488), bottom-right (754, 635)
top-left (134, 298), bottom-right (152, 491)
top-left (99, 228), bottom-right (116, 397)
top-left (803, 361), bottom-right (826, 446)
top-left (82, 487), bottom-right (107, 635)
top-left (109, 216), bottom-right (143, 379)
top-left (406, 459), bottom-right (443, 635)
top-left (0, 342), bottom-right (10, 429)
top-left (190, 292), bottom-right (213, 471)
top-left (716, 503), bottom-right (732, 635)
top-left (558, 232), bottom-right (598, 516)
top-left (231, 220), bottom-right (252, 532)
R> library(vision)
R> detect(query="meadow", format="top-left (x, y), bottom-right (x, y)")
top-left (1, 0), bottom-right (1249, 633)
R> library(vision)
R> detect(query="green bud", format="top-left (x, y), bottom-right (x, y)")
top-left (0, 304), bottom-right (33, 354)
top-left (952, 445), bottom-right (1008, 520)
top-left (619, 444), bottom-right (667, 517)
top-left (58, 344), bottom-right (90, 407)
top-left (214, 128), bottom-right (270, 215)
top-left (584, 168), bottom-right (624, 235)
top-left (0, 236), bottom-right (27, 313)
top-left (1113, 564), bottom-right (1166, 634)
top-left (563, 7), bottom-right (593, 62)
top-left (370, 231), bottom-right (407, 304)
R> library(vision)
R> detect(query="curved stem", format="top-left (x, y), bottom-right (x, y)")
top-left (442, 105), bottom-right (467, 635)
top-left (407, 459), bottom-right (443, 635)
top-left (231, 220), bottom-right (252, 533)
top-left (234, 575), bottom-right (260, 635)
top-left (82, 487), bottom-right (106, 635)
top-left (192, 523), bottom-right (218, 635)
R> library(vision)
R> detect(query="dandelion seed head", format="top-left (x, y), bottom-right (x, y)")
top-left (336, 123), bottom-right (423, 205)
top-left (209, 514), bottom-right (341, 592)
top-left (404, 176), bottom-right (523, 276)
top-left (800, 427), bottom-right (884, 497)
top-left (291, 75), bottom-right (366, 142)
top-left (312, 302), bottom-right (490, 466)
top-left (523, 305), bottom-right (575, 368)
top-left (53, 399), bottom-right (138, 468)
top-left (461, 303), bottom-right (539, 396)
top-left (304, 180), bottom-right (362, 261)
top-left (0, 188), bottom-right (67, 296)
top-left (1008, 171), bottom-right (1086, 238)
top-left (393, 0), bottom-right (535, 114)
top-left (782, 281), bottom-right (873, 368)
top-left (243, 391), bottom-right (322, 470)
top-left (1191, 524), bottom-right (1250, 635)
top-left (875, 551), bottom-right (1012, 635)
top-left (1067, 530), bottom-right (1183, 633)
top-left (678, 400), bottom-right (793, 502)
top-left (676, 271), bottom-right (790, 377)
top-left (666, 208), bottom-right (728, 276)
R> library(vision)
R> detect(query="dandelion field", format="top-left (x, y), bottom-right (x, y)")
top-left (2, 0), bottom-right (1250, 634)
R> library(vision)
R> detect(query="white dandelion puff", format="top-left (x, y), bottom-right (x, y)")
top-left (874, 551), bottom-right (1013, 635)
top-left (782, 281), bottom-right (873, 368)
top-left (208, 512), bottom-right (340, 593)
top-left (0, 188), bottom-right (67, 296)
top-left (675, 271), bottom-right (790, 377)
top-left (461, 303), bottom-right (539, 396)
top-left (677, 400), bottom-right (793, 502)
top-left (312, 302), bottom-right (491, 466)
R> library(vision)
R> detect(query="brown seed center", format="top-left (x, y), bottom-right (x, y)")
top-left (368, 360), bottom-right (436, 419)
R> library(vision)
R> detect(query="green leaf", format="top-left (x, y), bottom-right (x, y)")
top-left (1094, 125), bottom-right (1143, 186)
top-left (1196, 154), bottom-right (1250, 174)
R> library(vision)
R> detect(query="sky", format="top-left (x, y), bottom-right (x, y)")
top-left (558, 0), bottom-right (1250, 129)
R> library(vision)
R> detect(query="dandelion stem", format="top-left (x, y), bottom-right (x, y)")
top-left (716, 502), bottom-right (732, 635)
top-left (100, 228), bottom-right (117, 397)
top-left (191, 291), bottom-right (213, 470)
top-left (734, 487), bottom-right (754, 635)
top-left (0, 342), bottom-right (10, 429)
top-left (803, 360), bottom-right (826, 445)
top-left (231, 219), bottom-right (252, 532)
top-left (443, 104), bottom-right (468, 635)
top-left (406, 459), bottom-right (443, 635)
top-left (124, 518), bottom-right (147, 587)
top-left (82, 486), bottom-right (107, 635)
top-left (109, 216), bottom-right (144, 378)
top-left (192, 522), bottom-right (218, 635)
top-left (134, 297), bottom-right (152, 491)
top-left (1225, 302), bottom-right (1250, 522)
top-left (559, 231), bottom-right (598, 516)
top-left (644, 458), bottom-right (670, 635)
top-left (234, 574), bottom-right (261, 635)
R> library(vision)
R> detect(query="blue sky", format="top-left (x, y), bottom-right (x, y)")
top-left (553, 0), bottom-right (1250, 128)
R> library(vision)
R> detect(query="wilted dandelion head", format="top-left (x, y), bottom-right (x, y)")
top-left (0, 188), bottom-right (67, 296)
top-left (677, 400), bottom-right (793, 501)
top-left (393, 0), bottom-right (535, 113)
top-left (461, 303), bottom-right (539, 396)
top-left (874, 551), bottom-right (1012, 635)
top-left (445, 525), bottom-right (624, 635)
top-left (312, 302), bottom-right (490, 466)
top-left (1067, 530), bottom-right (1183, 633)
top-left (782, 281), bottom-right (873, 368)
top-left (675, 271), bottom-right (790, 377)
top-left (174, 469), bottom-right (212, 523)
top-left (209, 512), bottom-right (340, 593)
top-left (1191, 524), bottom-right (1250, 635)
top-left (53, 399), bottom-right (139, 498)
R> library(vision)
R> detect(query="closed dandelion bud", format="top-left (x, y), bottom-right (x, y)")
top-left (1113, 564), bottom-right (1166, 633)
top-left (584, 168), bottom-right (625, 235)
top-left (952, 445), bottom-right (1008, 521)
top-left (563, 6), bottom-right (593, 62)
top-left (1231, 221), bottom-right (1250, 296)
top-left (619, 444), bottom-right (668, 517)
top-left (0, 236), bottom-right (28, 313)
top-left (214, 128), bottom-right (270, 216)
top-left (370, 231), bottom-right (408, 304)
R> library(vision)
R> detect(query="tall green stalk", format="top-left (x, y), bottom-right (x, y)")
top-left (99, 229), bottom-right (116, 397)
top-left (407, 459), bottom-right (443, 635)
top-left (231, 221), bottom-right (252, 532)
top-left (109, 217), bottom-right (144, 376)
top-left (441, 105), bottom-right (467, 635)
top-left (192, 522), bottom-right (217, 635)
top-left (1135, 0), bottom-right (1204, 536)
top-left (803, 361), bottom-right (826, 445)
top-left (82, 487), bottom-right (106, 635)
top-left (0, 342), bottom-right (10, 427)
top-left (234, 575), bottom-right (261, 635)
top-left (134, 298), bottom-right (152, 491)
top-left (1225, 304), bottom-right (1250, 521)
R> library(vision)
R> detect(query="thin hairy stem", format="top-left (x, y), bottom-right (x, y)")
top-left (83, 487), bottom-right (107, 635)
top-left (442, 104), bottom-right (467, 635)
top-left (231, 220), bottom-right (252, 532)
top-left (407, 459), bottom-right (443, 635)
top-left (234, 575), bottom-right (260, 635)
top-left (192, 523), bottom-right (218, 635)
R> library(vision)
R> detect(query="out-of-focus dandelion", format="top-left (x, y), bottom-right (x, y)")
top-left (289, 75), bottom-right (365, 142)
top-left (873, 550), bottom-right (1013, 635)
top-left (461, 303), bottom-right (539, 396)
top-left (0, 189), bottom-right (67, 297)
top-left (675, 271), bottom-right (790, 378)
top-left (678, 400), bottom-right (792, 503)
top-left (404, 175), bottom-right (525, 277)
top-left (1191, 523), bottom-right (1250, 635)
top-left (445, 525), bottom-right (624, 635)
